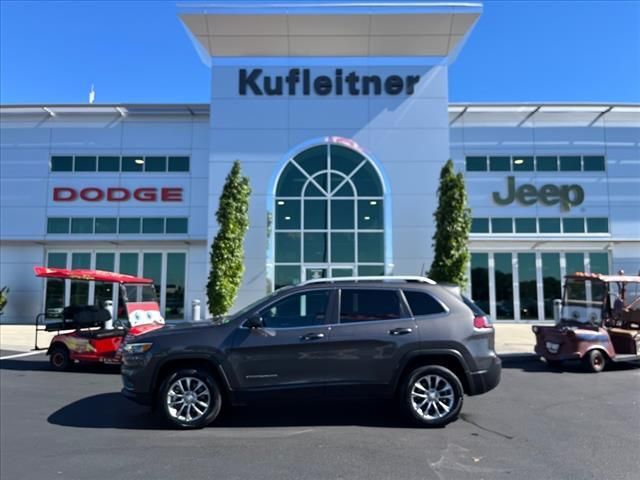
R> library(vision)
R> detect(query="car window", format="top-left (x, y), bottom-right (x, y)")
top-left (259, 290), bottom-right (330, 328)
top-left (403, 290), bottom-right (446, 316)
top-left (340, 289), bottom-right (403, 323)
top-left (461, 294), bottom-right (487, 316)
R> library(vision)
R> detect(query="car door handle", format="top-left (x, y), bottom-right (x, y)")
top-left (300, 333), bottom-right (325, 341)
top-left (389, 327), bottom-right (413, 336)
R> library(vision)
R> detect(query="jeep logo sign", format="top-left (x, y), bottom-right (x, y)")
top-left (492, 176), bottom-right (584, 211)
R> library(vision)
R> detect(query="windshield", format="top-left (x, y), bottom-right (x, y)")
top-left (217, 288), bottom-right (290, 324)
top-left (562, 278), bottom-right (606, 325)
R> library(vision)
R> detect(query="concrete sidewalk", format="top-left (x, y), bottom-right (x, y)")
top-left (1, 322), bottom-right (537, 355)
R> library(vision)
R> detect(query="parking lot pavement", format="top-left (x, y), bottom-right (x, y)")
top-left (1, 355), bottom-right (639, 480)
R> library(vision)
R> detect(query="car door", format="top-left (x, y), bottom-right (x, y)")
top-left (323, 287), bottom-right (417, 388)
top-left (228, 288), bottom-right (336, 389)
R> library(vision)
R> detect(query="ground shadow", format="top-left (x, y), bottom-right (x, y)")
top-left (0, 357), bottom-right (120, 375)
top-left (500, 353), bottom-right (640, 374)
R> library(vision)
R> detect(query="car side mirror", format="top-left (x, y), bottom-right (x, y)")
top-left (244, 315), bottom-right (264, 329)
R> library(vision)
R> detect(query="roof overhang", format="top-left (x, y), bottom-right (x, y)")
top-left (178, 1), bottom-right (482, 58)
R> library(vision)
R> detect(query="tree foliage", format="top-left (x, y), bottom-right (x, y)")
top-left (428, 159), bottom-right (472, 288)
top-left (207, 161), bottom-right (251, 317)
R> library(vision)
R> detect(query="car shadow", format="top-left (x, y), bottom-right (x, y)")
top-left (0, 357), bottom-right (120, 375)
top-left (48, 394), bottom-right (414, 430)
top-left (500, 353), bottom-right (640, 374)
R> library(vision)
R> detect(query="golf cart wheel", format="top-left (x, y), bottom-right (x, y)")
top-left (159, 368), bottom-right (222, 429)
top-left (49, 344), bottom-right (71, 371)
top-left (584, 349), bottom-right (606, 373)
top-left (402, 365), bottom-right (464, 428)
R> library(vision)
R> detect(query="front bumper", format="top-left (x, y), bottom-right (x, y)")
top-left (468, 355), bottom-right (501, 396)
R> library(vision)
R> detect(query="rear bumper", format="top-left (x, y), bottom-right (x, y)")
top-left (468, 355), bottom-right (501, 396)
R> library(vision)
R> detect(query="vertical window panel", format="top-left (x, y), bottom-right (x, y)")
top-left (45, 252), bottom-right (67, 318)
top-left (541, 253), bottom-right (561, 319)
top-left (94, 253), bottom-right (115, 307)
top-left (494, 253), bottom-right (514, 320)
top-left (518, 253), bottom-right (538, 320)
top-left (166, 253), bottom-right (186, 320)
top-left (470, 253), bottom-right (490, 315)
top-left (70, 253), bottom-right (91, 305)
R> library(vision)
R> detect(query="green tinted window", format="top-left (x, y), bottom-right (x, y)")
top-left (142, 218), bottom-right (164, 234)
top-left (330, 200), bottom-right (354, 229)
top-left (168, 156), bottom-right (190, 172)
top-left (119, 253), bottom-right (139, 276)
top-left (275, 233), bottom-right (301, 262)
top-left (95, 253), bottom-right (115, 271)
top-left (47, 252), bottom-right (67, 268)
top-left (465, 156), bottom-right (487, 172)
top-left (331, 233), bottom-right (355, 262)
top-left (144, 156), bottom-right (166, 172)
top-left (494, 253), bottom-right (514, 320)
top-left (358, 200), bottom-right (383, 229)
top-left (294, 145), bottom-right (327, 176)
top-left (275, 266), bottom-right (300, 290)
top-left (98, 156), bottom-right (120, 172)
top-left (515, 218), bottom-right (537, 233)
top-left (166, 253), bottom-right (186, 319)
top-left (357, 232), bottom-right (384, 262)
top-left (331, 145), bottom-right (366, 176)
top-left (470, 253), bottom-right (490, 314)
top-left (562, 217), bottom-right (585, 233)
top-left (489, 156), bottom-right (510, 172)
top-left (74, 156), bottom-right (96, 172)
top-left (143, 253), bottom-right (162, 298)
top-left (276, 163), bottom-right (306, 196)
top-left (70, 218), bottom-right (93, 234)
top-left (304, 233), bottom-right (327, 262)
top-left (51, 156), bottom-right (73, 172)
top-left (560, 156), bottom-right (581, 171)
top-left (512, 156), bottom-right (534, 171)
top-left (121, 156), bottom-right (144, 172)
top-left (471, 218), bottom-right (489, 233)
top-left (95, 218), bottom-right (117, 234)
top-left (351, 162), bottom-right (382, 196)
top-left (586, 217), bottom-right (609, 233)
top-left (536, 156), bottom-right (558, 171)
top-left (539, 218), bottom-right (561, 233)
top-left (275, 200), bottom-right (300, 229)
top-left (590, 253), bottom-right (609, 274)
top-left (565, 253), bottom-right (585, 276)
top-left (165, 218), bottom-right (188, 234)
top-left (304, 200), bottom-right (327, 230)
top-left (47, 217), bottom-right (70, 234)
top-left (491, 218), bottom-right (513, 233)
top-left (583, 156), bottom-right (605, 171)
top-left (518, 252), bottom-right (538, 320)
top-left (119, 218), bottom-right (141, 234)
top-left (358, 265), bottom-right (385, 276)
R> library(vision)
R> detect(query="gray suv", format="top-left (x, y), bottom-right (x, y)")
top-left (121, 276), bottom-right (501, 429)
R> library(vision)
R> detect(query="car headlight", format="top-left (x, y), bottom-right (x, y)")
top-left (123, 342), bottom-right (153, 354)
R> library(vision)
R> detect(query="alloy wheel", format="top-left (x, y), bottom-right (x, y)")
top-left (166, 377), bottom-right (211, 423)
top-left (410, 374), bottom-right (456, 420)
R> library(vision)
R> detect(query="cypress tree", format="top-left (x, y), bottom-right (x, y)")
top-left (207, 160), bottom-right (251, 317)
top-left (429, 159), bottom-right (472, 288)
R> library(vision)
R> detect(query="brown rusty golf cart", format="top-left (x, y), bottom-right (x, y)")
top-left (533, 271), bottom-right (640, 372)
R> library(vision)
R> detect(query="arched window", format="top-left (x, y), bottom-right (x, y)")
top-left (273, 142), bottom-right (386, 289)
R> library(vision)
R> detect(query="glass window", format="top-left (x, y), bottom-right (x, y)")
top-left (98, 156), bottom-right (120, 172)
top-left (351, 162), bottom-right (383, 196)
top-left (144, 156), bottom-right (166, 172)
top-left (94, 253), bottom-right (115, 308)
top-left (589, 253), bottom-right (609, 274)
top-left (294, 145), bottom-right (327, 176)
top-left (331, 200), bottom-right (354, 229)
top-left (70, 253), bottom-right (91, 305)
top-left (304, 200), bottom-right (327, 229)
top-left (166, 253), bottom-right (186, 320)
top-left (71, 218), bottom-right (93, 234)
top-left (121, 156), bottom-right (144, 172)
top-left (465, 156), bottom-right (487, 172)
top-left (358, 265), bottom-right (385, 276)
top-left (275, 266), bottom-right (300, 290)
top-left (331, 233), bottom-right (355, 263)
top-left (119, 253), bottom-right (139, 276)
top-left (536, 156), bottom-right (558, 171)
top-left (491, 217), bottom-right (513, 233)
top-left (47, 217), bottom-right (70, 234)
top-left (275, 200), bottom-right (300, 229)
top-left (74, 156), bottom-right (96, 172)
top-left (541, 253), bottom-right (561, 320)
top-left (562, 217), bottom-right (585, 233)
top-left (304, 232), bottom-right (327, 262)
top-left (518, 253), bottom-right (538, 320)
top-left (515, 218), bottom-right (537, 233)
top-left (260, 290), bottom-right (329, 328)
top-left (358, 232), bottom-right (384, 263)
top-left (275, 233), bottom-right (301, 262)
top-left (403, 290), bottom-right (445, 316)
top-left (512, 156), bottom-right (534, 171)
top-left (489, 156), bottom-right (510, 172)
top-left (142, 218), bottom-right (164, 234)
top-left (51, 156), bottom-right (73, 172)
top-left (583, 156), bottom-right (605, 171)
top-left (331, 145), bottom-right (365, 176)
top-left (340, 289), bottom-right (402, 323)
top-left (358, 200), bottom-right (383, 229)
top-left (560, 156), bottom-right (581, 171)
top-left (143, 253), bottom-right (162, 299)
top-left (539, 218), bottom-right (561, 233)
top-left (165, 218), bottom-right (188, 234)
top-left (95, 217), bottom-right (117, 234)
top-left (333, 182), bottom-right (355, 197)
top-left (494, 253), bottom-right (514, 320)
top-left (586, 217), bottom-right (608, 233)
top-left (304, 178), bottom-right (327, 196)
top-left (276, 163), bottom-right (307, 196)
top-left (565, 253), bottom-right (585, 276)
top-left (45, 252), bottom-right (67, 318)
top-left (471, 218), bottom-right (489, 233)
top-left (470, 253), bottom-right (489, 315)
top-left (119, 218), bottom-right (141, 234)
top-left (168, 156), bottom-right (190, 172)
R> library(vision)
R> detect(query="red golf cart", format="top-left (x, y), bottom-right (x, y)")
top-left (34, 266), bottom-right (165, 370)
top-left (533, 271), bottom-right (640, 372)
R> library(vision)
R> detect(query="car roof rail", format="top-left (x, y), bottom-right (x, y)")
top-left (301, 275), bottom-right (437, 286)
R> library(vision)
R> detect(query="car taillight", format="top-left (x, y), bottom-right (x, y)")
top-left (474, 315), bottom-right (492, 329)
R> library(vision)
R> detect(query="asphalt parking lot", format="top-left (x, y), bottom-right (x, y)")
top-left (1, 352), bottom-right (639, 480)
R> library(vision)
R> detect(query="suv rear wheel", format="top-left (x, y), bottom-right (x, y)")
top-left (159, 368), bottom-right (222, 429)
top-left (402, 365), bottom-right (463, 427)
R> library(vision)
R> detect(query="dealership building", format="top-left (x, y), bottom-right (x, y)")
top-left (1, 1), bottom-right (639, 324)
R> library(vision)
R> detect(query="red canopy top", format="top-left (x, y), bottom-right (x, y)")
top-left (34, 266), bottom-right (153, 285)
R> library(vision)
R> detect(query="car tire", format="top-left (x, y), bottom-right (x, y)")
top-left (584, 350), bottom-right (606, 373)
top-left (49, 344), bottom-right (71, 371)
top-left (159, 368), bottom-right (222, 429)
top-left (546, 359), bottom-right (563, 369)
top-left (402, 365), bottom-right (464, 427)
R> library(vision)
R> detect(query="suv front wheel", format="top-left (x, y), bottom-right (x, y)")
top-left (402, 365), bottom-right (464, 427)
top-left (159, 368), bottom-right (222, 429)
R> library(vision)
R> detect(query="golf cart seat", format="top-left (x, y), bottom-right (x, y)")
top-left (62, 305), bottom-right (111, 329)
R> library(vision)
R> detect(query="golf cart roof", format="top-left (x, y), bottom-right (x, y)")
top-left (34, 266), bottom-right (153, 285)
top-left (566, 272), bottom-right (640, 283)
